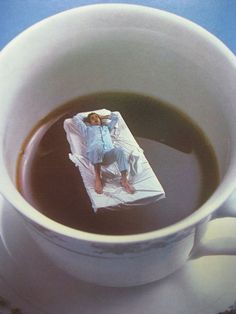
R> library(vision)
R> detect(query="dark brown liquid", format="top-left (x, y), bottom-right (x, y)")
top-left (17, 92), bottom-right (219, 235)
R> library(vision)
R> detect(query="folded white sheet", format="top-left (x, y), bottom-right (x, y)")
top-left (64, 109), bottom-right (165, 212)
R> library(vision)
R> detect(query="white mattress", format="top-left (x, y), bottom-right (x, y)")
top-left (64, 109), bottom-right (165, 212)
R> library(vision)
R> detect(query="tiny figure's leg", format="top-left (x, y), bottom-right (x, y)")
top-left (87, 144), bottom-right (104, 194)
top-left (120, 170), bottom-right (135, 194)
top-left (103, 147), bottom-right (128, 171)
top-left (94, 163), bottom-right (103, 194)
top-left (103, 148), bottom-right (135, 194)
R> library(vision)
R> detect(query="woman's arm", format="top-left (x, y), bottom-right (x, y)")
top-left (99, 114), bottom-right (111, 120)
top-left (73, 114), bottom-right (88, 136)
top-left (106, 112), bottom-right (119, 131)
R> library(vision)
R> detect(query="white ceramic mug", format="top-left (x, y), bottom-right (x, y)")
top-left (0, 4), bottom-right (236, 287)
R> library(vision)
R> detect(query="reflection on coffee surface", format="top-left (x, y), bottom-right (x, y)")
top-left (16, 92), bottom-right (219, 235)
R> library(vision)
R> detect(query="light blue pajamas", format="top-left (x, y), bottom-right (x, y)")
top-left (102, 147), bottom-right (128, 172)
top-left (73, 112), bottom-right (129, 172)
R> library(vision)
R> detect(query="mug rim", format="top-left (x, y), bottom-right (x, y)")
top-left (0, 3), bottom-right (236, 244)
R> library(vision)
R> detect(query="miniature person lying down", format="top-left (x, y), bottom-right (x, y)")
top-left (64, 109), bottom-right (165, 212)
top-left (73, 111), bottom-right (134, 194)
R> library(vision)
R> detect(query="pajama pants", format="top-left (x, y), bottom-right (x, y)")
top-left (87, 145), bottom-right (128, 173)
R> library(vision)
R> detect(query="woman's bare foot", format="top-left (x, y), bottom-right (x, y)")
top-left (95, 176), bottom-right (103, 194)
top-left (121, 178), bottom-right (135, 194)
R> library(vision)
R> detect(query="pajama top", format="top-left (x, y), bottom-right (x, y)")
top-left (73, 112), bottom-right (118, 155)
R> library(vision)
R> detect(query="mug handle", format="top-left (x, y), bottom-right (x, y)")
top-left (190, 193), bottom-right (236, 258)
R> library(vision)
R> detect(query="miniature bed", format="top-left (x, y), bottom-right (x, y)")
top-left (64, 109), bottom-right (165, 212)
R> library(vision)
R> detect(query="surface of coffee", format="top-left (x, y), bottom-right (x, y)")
top-left (16, 92), bottom-right (219, 235)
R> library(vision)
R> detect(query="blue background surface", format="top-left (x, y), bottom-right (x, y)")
top-left (0, 0), bottom-right (236, 54)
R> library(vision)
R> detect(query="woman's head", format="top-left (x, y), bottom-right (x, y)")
top-left (85, 112), bottom-right (101, 125)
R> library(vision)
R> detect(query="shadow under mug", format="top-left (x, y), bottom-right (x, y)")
top-left (0, 4), bottom-right (236, 286)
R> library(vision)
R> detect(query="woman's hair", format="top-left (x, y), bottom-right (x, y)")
top-left (84, 112), bottom-right (101, 124)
